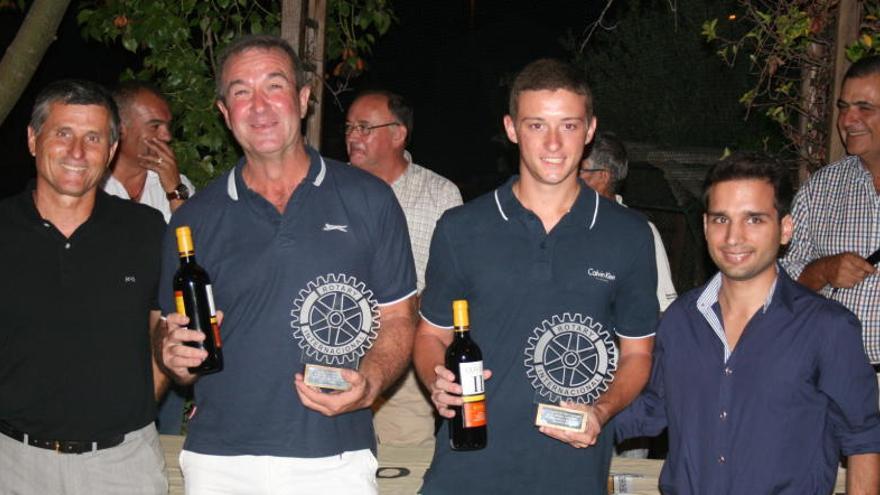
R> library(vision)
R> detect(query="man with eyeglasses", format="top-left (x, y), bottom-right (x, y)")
top-left (345, 90), bottom-right (462, 448)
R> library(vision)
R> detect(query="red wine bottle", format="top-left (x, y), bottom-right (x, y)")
top-left (445, 299), bottom-right (487, 450)
top-left (173, 226), bottom-right (223, 374)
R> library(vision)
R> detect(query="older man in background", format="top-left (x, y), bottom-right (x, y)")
top-left (346, 89), bottom-right (462, 447)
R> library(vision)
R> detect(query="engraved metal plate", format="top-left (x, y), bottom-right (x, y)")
top-left (304, 364), bottom-right (351, 391)
top-left (535, 403), bottom-right (587, 432)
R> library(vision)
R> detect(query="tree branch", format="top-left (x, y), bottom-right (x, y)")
top-left (0, 0), bottom-right (73, 126)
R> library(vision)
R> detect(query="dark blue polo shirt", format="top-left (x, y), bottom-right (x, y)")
top-left (419, 177), bottom-right (658, 494)
top-left (158, 148), bottom-right (416, 458)
top-left (615, 268), bottom-right (880, 495)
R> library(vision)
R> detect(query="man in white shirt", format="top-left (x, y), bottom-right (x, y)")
top-left (102, 82), bottom-right (194, 223)
top-left (103, 82), bottom-right (195, 434)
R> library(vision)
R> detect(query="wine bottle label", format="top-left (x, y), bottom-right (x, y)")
top-left (205, 284), bottom-right (217, 316)
top-left (459, 361), bottom-right (484, 395)
top-left (462, 399), bottom-right (486, 428)
top-left (209, 316), bottom-right (223, 347)
top-left (174, 290), bottom-right (186, 315)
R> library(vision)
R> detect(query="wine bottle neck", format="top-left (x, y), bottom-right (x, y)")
top-left (178, 251), bottom-right (197, 264)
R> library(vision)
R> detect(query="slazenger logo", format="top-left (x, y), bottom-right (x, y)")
top-left (322, 223), bottom-right (348, 233)
top-left (587, 268), bottom-right (616, 283)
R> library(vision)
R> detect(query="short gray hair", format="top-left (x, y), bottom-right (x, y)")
top-left (215, 35), bottom-right (308, 101)
top-left (584, 132), bottom-right (627, 191)
top-left (30, 79), bottom-right (120, 144)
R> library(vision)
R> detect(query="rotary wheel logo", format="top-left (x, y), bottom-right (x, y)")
top-left (524, 313), bottom-right (617, 404)
top-left (290, 274), bottom-right (379, 365)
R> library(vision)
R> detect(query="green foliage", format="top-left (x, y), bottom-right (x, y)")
top-left (703, 1), bottom-right (837, 170)
top-left (846, 0), bottom-right (880, 62)
top-left (571, 0), bottom-right (782, 151)
top-left (77, 0), bottom-right (394, 186)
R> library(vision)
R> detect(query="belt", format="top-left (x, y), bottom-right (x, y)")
top-left (0, 421), bottom-right (124, 454)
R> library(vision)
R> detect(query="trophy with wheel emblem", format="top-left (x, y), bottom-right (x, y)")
top-left (291, 274), bottom-right (380, 391)
top-left (524, 313), bottom-right (618, 432)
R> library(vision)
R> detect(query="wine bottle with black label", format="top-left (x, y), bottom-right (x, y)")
top-left (445, 299), bottom-right (487, 450)
top-left (173, 226), bottom-right (223, 374)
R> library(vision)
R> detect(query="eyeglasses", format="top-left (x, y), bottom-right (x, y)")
top-left (344, 122), bottom-right (400, 136)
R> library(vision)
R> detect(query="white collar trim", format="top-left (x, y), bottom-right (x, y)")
top-left (227, 156), bottom-right (327, 201)
top-left (494, 188), bottom-right (509, 221)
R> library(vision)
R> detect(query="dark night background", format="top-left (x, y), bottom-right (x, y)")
top-left (0, 0), bottom-right (604, 199)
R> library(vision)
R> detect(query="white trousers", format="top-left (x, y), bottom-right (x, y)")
top-left (180, 448), bottom-right (378, 495)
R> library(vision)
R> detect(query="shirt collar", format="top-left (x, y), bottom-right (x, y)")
top-left (848, 155), bottom-right (876, 184)
top-left (696, 264), bottom-right (790, 362)
top-left (16, 180), bottom-right (109, 230)
top-left (391, 150), bottom-right (415, 189)
top-left (493, 176), bottom-right (600, 229)
top-left (697, 265), bottom-right (781, 316)
top-left (226, 146), bottom-right (327, 201)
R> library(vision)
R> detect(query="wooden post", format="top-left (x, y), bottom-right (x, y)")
top-left (305, 0), bottom-right (327, 150)
top-left (827, 0), bottom-right (862, 172)
top-left (799, 41), bottom-right (827, 183)
top-left (281, 0), bottom-right (306, 54)
top-left (280, 0), bottom-right (326, 150)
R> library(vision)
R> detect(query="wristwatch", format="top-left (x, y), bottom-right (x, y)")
top-left (166, 183), bottom-right (190, 201)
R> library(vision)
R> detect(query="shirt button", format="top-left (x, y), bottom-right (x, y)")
top-left (718, 455), bottom-right (726, 464)
top-left (42, 222), bottom-right (50, 228)
top-left (723, 367), bottom-right (733, 376)
top-left (719, 410), bottom-right (728, 421)
top-left (64, 243), bottom-right (71, 250)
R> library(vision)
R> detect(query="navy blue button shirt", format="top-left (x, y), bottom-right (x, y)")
top-left (615, 268), bottom-right (880, 495)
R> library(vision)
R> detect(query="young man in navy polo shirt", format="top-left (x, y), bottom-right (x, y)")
top-left (615, 154), bottom-right (880, 494)
top-left (156, 35), bottom-right (416, 494)
top-left (414, 59), bottom-right (658, 493)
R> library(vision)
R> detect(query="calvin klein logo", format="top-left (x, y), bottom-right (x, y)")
top-left (124, 276), bottom-right (137, 283)
top-left (587, 268), bottom-right (616, 283)
top-left (323, 224), bottom-right (348, 233)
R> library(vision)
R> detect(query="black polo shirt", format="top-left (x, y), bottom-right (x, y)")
top-left (0, 186), bottom-right (165, 440)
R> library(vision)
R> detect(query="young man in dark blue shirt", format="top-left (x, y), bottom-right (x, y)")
top-left (414, 59), bottom-right (658, 493)
top-left (616, 153), bottom-right (880, 494)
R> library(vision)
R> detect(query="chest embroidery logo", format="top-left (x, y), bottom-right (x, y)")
top-left (322, 223), bottom-right (349, 233)
top-left (290, 274), bottom-right (379, 366)
top-left (124, 276), bottom-right (137, 283)
top-left (524, 313), bottom-right (618, 404)
top-left (587, 267), bottom-right (616, 283)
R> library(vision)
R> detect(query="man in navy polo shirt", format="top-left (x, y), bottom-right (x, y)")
top-left (615, 154), bottom-right (880, 494)
top-left (156, 35), bottom-right (416, 494)
top-left (413, 59), bottom-right (658, 493)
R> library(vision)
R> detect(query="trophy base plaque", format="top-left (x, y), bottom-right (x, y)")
top-left (303, 363), bottom-right (351, 391)
top-left (535, 403), bottom-right (587, 432)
